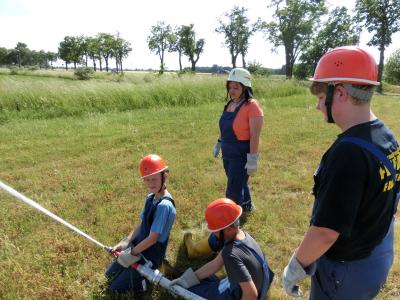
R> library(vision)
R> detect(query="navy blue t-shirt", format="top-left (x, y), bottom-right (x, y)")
top-left (311, 119), bottom-right (399, 260)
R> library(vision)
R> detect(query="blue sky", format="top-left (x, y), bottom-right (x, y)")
top-left (0, 0), bottom-right (399, 70)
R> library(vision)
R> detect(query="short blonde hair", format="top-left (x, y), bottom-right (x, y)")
top-left (309, 82), bottom-right (374, 105)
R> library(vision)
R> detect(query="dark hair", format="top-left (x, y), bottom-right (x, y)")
top-left (226, 81), bottom-right (254, 102)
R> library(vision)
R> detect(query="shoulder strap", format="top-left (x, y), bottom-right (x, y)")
top-left (160, 195), bottom-right (175, 208)
top-left (147, 195), bottom-right (175, 225)
top-left (232, 239), bottom-right (272, 300)
top-left (340, 136), bottom-right (399, 215)
top-left (340, 137), bottom-right (397, 184)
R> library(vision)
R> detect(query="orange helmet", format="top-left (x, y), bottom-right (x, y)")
top-left (139, 154), bottom-right (168, 178)
top-left (311, 46), bottom-right (379, 86)
top-left (205, 198), bottom-right (242, 232)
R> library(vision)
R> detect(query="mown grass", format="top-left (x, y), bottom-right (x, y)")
top-left (0, 72), bottom-right (399, 299)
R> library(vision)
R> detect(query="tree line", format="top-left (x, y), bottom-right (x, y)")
top-left (0, 0), bottom-right (398, 88)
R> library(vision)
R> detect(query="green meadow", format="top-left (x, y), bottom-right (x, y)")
top-left (0, 70), bottom-right (399, 299)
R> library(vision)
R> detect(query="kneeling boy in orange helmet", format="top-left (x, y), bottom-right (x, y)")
top-left (105, 154), bottom-right (176, 295)
top-left (170, 198), bottom-right (273, 300)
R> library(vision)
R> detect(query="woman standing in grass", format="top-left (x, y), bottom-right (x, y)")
top-left (212, 67), bottom-right (264, 213)
top-left (105, 154), bottom-right (176, 295)
top-left (184, 68), bottom-right (264, 258)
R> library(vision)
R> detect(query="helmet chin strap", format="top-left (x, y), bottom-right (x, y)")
top-left (158, 171), bottom-right (166, 193)
top-left (325, 83), bottom-right (336, 123)
top-left (219, 229), bottom-right (225, 244)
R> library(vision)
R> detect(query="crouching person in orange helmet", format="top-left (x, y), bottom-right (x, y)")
top-left (282, 46), bottom-right (399, 299)
top-left (170, 198), bottom-right (274, 300)
top-left (105, 154), bottom-right (176, 295)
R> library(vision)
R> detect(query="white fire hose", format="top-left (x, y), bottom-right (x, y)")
top-left (0, 179), bottom-right (206, 300)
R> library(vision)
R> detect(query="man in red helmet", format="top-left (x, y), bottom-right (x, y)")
top-left (170, 198), bottom-right (274, 300)
top-left (282, 46), bottom-right (399, 299)
top-left (105, 154), bottom-right (176, 295)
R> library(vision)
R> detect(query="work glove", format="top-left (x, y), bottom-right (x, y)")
top-left (112, 237), bottom-right (130, 252)
top-left (245, 153), bottom-right (259, 176)
top-left (117, 247), bottom-right (141, 268)
top-left (282, 254), bottom-right (316, 297)
top-left (212, 141), bottom-right (221, 157)
top-left (169, 268), bottom-right (200, 289)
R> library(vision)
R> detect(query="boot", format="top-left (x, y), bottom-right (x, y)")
top-left (184, 232), bottom-right (214, 258)
top-left (159, 259), bottom-right (179, 278)
top-left (215, 266), bottom-right (227, 279)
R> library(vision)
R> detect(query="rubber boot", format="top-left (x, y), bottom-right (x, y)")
top-left (215, 266), bottom-right (227, 280)
top-left (159, 260), bottom-right (179, 278)
top-left (184, 232), bottom-right (214, 258)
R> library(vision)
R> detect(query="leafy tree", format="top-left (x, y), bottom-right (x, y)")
top-left (15, 42), bottom-right (31, 67)
top-left (216, 6), bottom-right (262, 68)
top-left (85, 36), bottom-right (100, 71)
top-left (80, 36), bottom-right (90, 67)
top-left (31, 50), bottom-right (49, 68)
top-left (98, 33), bottom-right (114, 72)
top-left (264, 0), bottom-right (326, 78)
top-left (113, 34), bottom-right (132, 72)
top-left (356, 0), bottom-right (400, 92)
top-left (297, 6), bottom-right (359, 79)
top-left (168, 26), bottom-right (185, 72)
top-left (46, 51), bottom-right (58, 69)
top-left (384, 48), bottom-right (400, 85)
top-left (58, 36), bottom-right (83, 70)
top-left (147, 21), bottom-right (173, 74)
top-left (0, 47), bottom-right (9, 65)
top-left (179, 24), bottom-right (205, 72)
top-left (6, 49), bottom-right (19, 66)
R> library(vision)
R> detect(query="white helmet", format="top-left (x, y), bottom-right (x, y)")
top-left (227, 68), bottom-right (252, 88)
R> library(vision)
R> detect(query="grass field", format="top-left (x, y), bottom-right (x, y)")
top-left (0, 70), bottom-right (399, 299)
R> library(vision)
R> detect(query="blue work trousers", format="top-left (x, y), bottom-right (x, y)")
top-left (223, 156), bottom-right (250, 206)
top-left (189, 276), bottom-right (242, 300)
top-left (105, 260), bottom-right (148, 293)
top-left (310, 220), bottom-right (394, 300)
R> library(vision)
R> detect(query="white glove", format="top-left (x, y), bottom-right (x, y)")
top-left (169, 268), bottom-right (200, 289)
top-left (245, 153), bottom-right (259, 175)
top-left (282, 254), bottom-right (316, 297)
top-left (117, 247), bottom-right (141, 268)
top-left (212, 141), bottom-right (221, 157)
top-left (112, 237), bottom-right (130, 252)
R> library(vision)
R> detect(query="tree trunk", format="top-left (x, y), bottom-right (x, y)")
top-left (65, 62), bottom-right (68, 70)
top-left (242, 53), bottom-right (246, 68)
top-left (285, 48), bottom-right (293, 79)
top-left (160, 52), bottom-right (165, 74)
top-left (377, 43), bottom-right (385, 93)
top-left (231, 55), bottom-right (236, 68)
top-left (85, 55), bottom-right (88, 67)
top-left (99, 60), bottom-right (102, 72)
top-left (92, 58), bottom-right (97, 71)
top-left (120, 59), bottom-right (123, 73)
top-left (191, 60), bottom-right (195, 71)
top-left (178, 51), bottom-right (182, 71)
top-left (105, 57), bottom-right (109, 72)
top-left (74, 62), bottom-right (77, 69)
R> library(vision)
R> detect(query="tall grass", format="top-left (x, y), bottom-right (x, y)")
top-left (0, 73), bottom-right (399, 299)
top-left (0, 70), bottom-right (309, 123)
